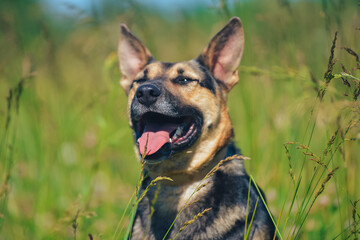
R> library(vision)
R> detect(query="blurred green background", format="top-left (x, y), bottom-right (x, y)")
top-left (0, 0), bottom-right (359, 239)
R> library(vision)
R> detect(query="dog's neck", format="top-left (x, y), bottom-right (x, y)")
top-left (145, 142), bottom-right (238, 186)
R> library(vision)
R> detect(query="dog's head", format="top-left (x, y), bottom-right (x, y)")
top-left (118, 17), bottom-right (244, 178)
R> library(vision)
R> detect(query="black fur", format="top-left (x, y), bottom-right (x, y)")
top-left (130, 143), bottom-right (276, 240)
top-left (198, 64), bottom-right (217, 94)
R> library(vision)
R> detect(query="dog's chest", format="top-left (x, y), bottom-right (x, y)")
top-left (132, 178), bottom-right (213, 239)
top-left (150, 177), bottom-right (212, 218)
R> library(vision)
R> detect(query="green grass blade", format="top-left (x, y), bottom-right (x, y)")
top-left (245, 197), bottom-right (259, 240)
top-left (250, 175), bottom-right (283, 240)
top-left (244, 177), bottom-right (252, 239)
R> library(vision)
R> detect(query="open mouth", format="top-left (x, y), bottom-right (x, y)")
top-left (133, 112), bottom-right (202, 162)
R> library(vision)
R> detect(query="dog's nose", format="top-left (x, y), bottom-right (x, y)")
top-left (136, 84), bottom-right (161, 107)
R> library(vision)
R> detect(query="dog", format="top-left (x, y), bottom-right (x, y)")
top-left (117, 17), bottom-right (276, 240)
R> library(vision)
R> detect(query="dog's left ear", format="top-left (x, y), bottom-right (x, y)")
top-left (197, 17), bottom-right (244, 92)
top-left (118, 24), bottom-right (154, 94)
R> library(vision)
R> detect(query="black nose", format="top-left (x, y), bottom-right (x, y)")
top-left (136, 84), bottom-right (161, 107)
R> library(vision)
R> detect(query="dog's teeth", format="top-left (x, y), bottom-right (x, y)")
top-left (169, 138), bottom-right (172, 143)
top-left (175, 125), bottom-right (184, 136)
top-left (171, 123), bottom-right (188, 141)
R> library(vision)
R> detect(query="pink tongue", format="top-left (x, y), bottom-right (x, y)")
top-left (137, 122), bottom-right (178, 156)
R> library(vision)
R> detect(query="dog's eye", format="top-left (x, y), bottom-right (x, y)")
top-left (173, 77), bottom-right (198, 85)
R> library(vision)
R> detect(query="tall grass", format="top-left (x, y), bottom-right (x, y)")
top-left (0, 0), bottom-right (359, 239)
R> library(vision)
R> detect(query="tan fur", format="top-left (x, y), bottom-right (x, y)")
top-left (123, 58), bottom-right (234, 183)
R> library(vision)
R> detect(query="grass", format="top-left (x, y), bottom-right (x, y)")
top-left (0, 0), bottom-right (359, 239)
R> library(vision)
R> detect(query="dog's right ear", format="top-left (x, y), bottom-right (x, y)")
top-left (118, 24), bottom-right (154, 94)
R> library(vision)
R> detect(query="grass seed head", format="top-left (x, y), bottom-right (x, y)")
top-left (176, 208), bottom-right (212, 236)
top-left (342, 47), bottom-right (360, 63)
top-left (205, 154), bottom-right (247, 179)
top-left (314, 166), bottom-right (339, 200)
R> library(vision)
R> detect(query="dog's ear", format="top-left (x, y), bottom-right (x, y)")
top-left (197, 17), bottom-right (244, 92)
top-left (118, 24), bottom-right (154, 94)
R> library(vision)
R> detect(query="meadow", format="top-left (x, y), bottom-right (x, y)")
top-left (0, 0), bottom-right (359, 239)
